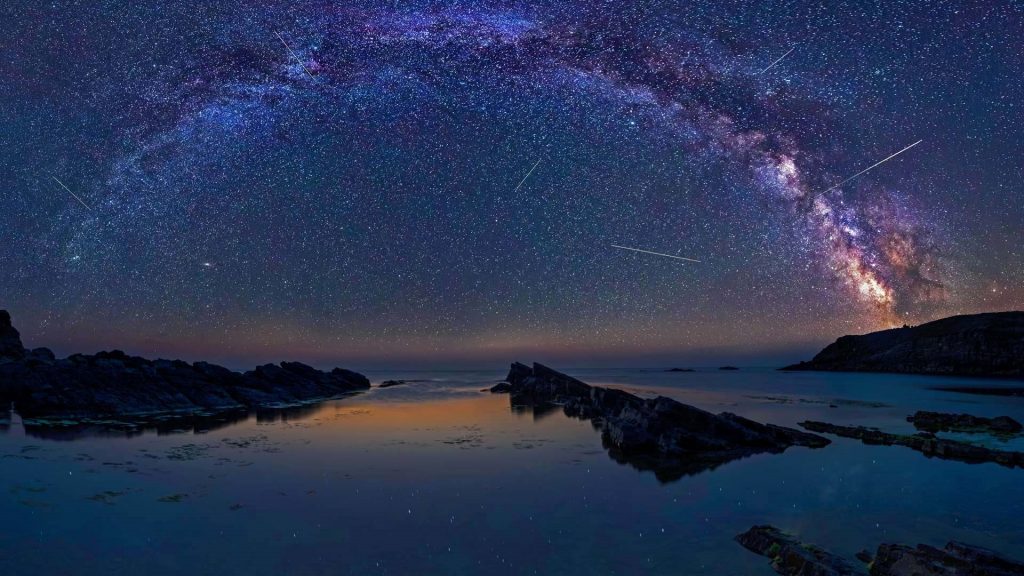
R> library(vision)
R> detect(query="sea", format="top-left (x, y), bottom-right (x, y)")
top-left (2, 367), bottom-right (1022, 574)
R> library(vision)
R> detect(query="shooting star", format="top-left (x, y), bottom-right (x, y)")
top-left (611, 244), bottom-right (701, 263)
top-left (757, 45), bottom-right (796, 74)
top-left (814, 139), bottom-right (923, 198)
top-left (51, 177), bottom-right (91, 210)
top-left (274, 31), bottom-right (316, 80)
top-left (512, 159), bottom-right (542, 194)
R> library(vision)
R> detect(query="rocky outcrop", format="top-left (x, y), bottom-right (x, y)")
top-left (799, 421), bottom-right (1024, 468)
top-left (735, 525), bottom-right (859, 575)
top-left (736, 525), bottom-right (1024, 576)
top-left (0, 310), bottom-right (26, 362)
top-left (0, 311), bottom-right (370, 421)
top-left (870, 541), bottom-right (1024, 575)
top-left (487, 382), bottom-right (512, 393)
top-left (504, 362), bottom-right (829, 481)
top-left (665, 367), bottom-right (695, 372)
top-left (907, 411), bottom-right (1022, 435)
top-left (782, 312), bottom-right (1024, 378)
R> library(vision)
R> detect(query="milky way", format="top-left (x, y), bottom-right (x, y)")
top-left (2, 1), bottom-right (1022, 365)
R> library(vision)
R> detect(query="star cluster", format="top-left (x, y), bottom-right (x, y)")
top-left (2, 0), bottom-right (1021, 365)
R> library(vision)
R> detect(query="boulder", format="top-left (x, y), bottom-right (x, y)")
top-left (735, 525), bottom-right (859, 575)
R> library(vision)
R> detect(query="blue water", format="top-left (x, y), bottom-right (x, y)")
top-left (2, 368), bottom-right (1023, 574)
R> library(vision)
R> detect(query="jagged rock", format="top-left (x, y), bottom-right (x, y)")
top-left (907, 411), bottom-right (1022, 435)
top-left (0, 310), bottom-right (26, 362)
top-left (378, 380), bottom-right (407, 388)
top-left (487, 382), bottom-right (512, 393)
top-left (799, 421), bottom-right (1024, 468)
top-left (735, 525), bottom-right (859, 575)
top-left (504, 362), bottom-right (829, 481)
top-left (870, 541), bottom-right (1024, 575)
top-left (782, 312), bottom-right (1024, 377)
top-left (0, 310), bottom-right (370, 420)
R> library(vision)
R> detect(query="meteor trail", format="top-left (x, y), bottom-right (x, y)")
top-left (815, 139), bottom-right (923, 198)
top-left (611, 244), bottom-right (701, 263)
top-left (757, 46), bottom-right (796, 74)
top-left (274, 31), bottom-right (316, 80)
top-left (51, 177), bottom-right (91, 210)
top-left (512, 159), bottom-right (542, 194)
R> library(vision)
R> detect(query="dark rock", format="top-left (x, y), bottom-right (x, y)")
top-left (736, 525), bottom-right (1024, 576)
top-left (0, 310), bottom-right (26, 362)
top-left (907, 410), bottom-right (1022, 435)
top-left (781, 312), bottom-right (1024, 378)
top-left (929, 386), bottom-right (1024, 398)
top-left (504, 363), bottom-right (829, 482)
top-left (0, 311), bottom-right (370, 421)
top-left (735, 525), bottom-right (859, 575)
top-left (799, 421), bottom-right (1024, 468)
top-left (665, 367), bottom-right (695, 372)
top-left (870, 541), bottom-right (1024, 575)
top-left (488, 382), bottom-right (512, 393)
top-left (378, 380), bottom-right (407, 388)
top-left (719, 366), bottom-right (739, 370)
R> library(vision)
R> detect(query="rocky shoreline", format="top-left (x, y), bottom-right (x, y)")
top-left (498, 362), bottom-right (829, 481)
top-left (782, 311), bottom-right (1024, 378)
top-left (0, 311), bottom-right (370, 422)
top-left (736, 525), bottom-right (1024, 575)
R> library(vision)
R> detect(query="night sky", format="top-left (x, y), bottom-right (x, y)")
top-left (2, 1), bottom-right (1021, 367)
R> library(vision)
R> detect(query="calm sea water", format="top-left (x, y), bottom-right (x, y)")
top-left (2, 367), bottom-right (1023, 575)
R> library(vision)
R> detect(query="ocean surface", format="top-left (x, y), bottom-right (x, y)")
top-left (2, 367), bottom-right (1023, 574)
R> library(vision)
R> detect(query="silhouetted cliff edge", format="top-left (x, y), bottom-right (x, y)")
top-left (782, 311), bottom-right (1024, 378)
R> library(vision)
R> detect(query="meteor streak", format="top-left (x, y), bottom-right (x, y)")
top-left (611, 244), bottom-right (701, 263)
top-left (757, 46), bottom-right (796, 74)
top-left (512, 159), bottom-right (542, 194)
top-left (815, 139), bottom-right (923, 198)
top-left (51, 177), bottom-right (91, 210)
top-left (274, 31), bottom-right (316, 80)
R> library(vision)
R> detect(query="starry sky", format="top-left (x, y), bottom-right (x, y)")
top-left (1, 0), bottom-right (1022, 367)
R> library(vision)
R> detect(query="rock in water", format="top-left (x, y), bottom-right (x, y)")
top-left (799, 421), bottom-right (1024, 468)
top-left (870, 541), bottom-right (1024, 575)
top-left (736, 525), bottom-right (1024, 576)
top-left (781, 311), bottom-right (1024, 377)
top-left (0, 311), bottom-right (370, 420)
top-left (735, 525), bottom-right (858, 576)
top-left (907, 410), bottom-right (1022, 435)
top-left (504, 362), bottom-right (829, 481)
top-left (0, 310), bottom-right (25, 362)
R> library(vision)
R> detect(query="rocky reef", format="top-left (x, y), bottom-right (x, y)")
top-left (907, 410), bottom-right (1022, 435)
top-left (0, 310), bottom-right (370, 421)
top-left (737, 525), bottom-right (1024, 576)
top-left (782, 312), bottom-right (1024, 377)
top-left (503, 362), bottom-right (829, 481)
top-left (799, 421), bottom-right (1024, 468)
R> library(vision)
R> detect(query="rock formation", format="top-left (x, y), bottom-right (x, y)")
top-left (503, 362), bottom-right (829, 481)
top-left (799, 421), bottom-right (1024, 468)
top-left (735, 525), bottom-right (858, 575)
top-left (907, 410), bottom-right (1022, 435)
top-left (782, 312), bottom-right (1024, 377)
top-left (736, 525), bottom-right (1024, 576)
top-left (0, 310), bottom-right (370, 421)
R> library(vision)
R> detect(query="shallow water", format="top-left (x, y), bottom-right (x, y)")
top-left (2, 367), bottom-right (1023, 574)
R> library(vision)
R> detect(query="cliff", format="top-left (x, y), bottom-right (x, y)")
top-left (782, 312), bottom-right (1024, 378)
